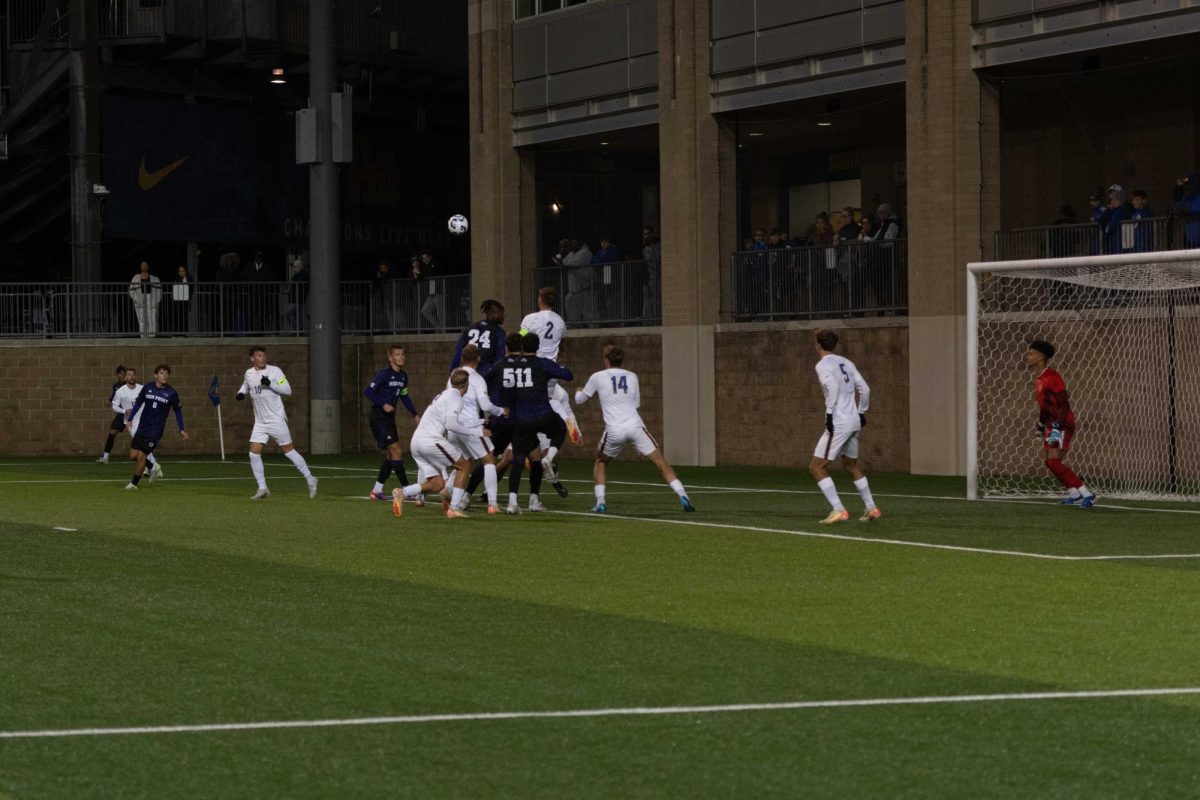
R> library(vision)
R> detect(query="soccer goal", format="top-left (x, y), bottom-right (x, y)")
top-left (967, 250), bottom-right (1200, 502)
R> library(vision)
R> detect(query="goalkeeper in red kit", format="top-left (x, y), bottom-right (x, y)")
top-left (1025, 340), bottom-right (1097, 507)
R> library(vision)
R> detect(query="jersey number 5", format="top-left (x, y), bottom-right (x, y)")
top-left (610, 375), bottom-right (628, 394)
top-left (838, 364), bottom-right (850, 383)
top-left (503, 367), bottom-right (533, 388)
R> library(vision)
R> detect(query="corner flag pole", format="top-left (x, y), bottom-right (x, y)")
top-left (208, 375), bottom-right (226, 461)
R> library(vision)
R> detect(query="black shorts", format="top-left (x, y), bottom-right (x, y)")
top-left (130, 435), bottom-right (158, 455)
top-left (110, 413), bottom-right (127, 432)
top-left (486, 415), bottom-right (514, 454)
top-left (513, 412), bottom-right (560, 456)
top-left (369, 407), bottom-right (400, 449)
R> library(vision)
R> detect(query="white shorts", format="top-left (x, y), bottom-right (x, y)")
top-left (449, 429), bottom-right (492, 461)
top-left (814, 427), bottom-right (861, 461)
top-left (411, 434), bottom-right (462, 481)
top-left (598, 424), bottom-right (658, 460)
top-left (250, 420), bottom-right (293, 446)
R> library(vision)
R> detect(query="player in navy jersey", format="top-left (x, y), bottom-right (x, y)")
top-left (464, 331), bottom-right (526, 503)
top-left (363, 344), bottom-right (421, 500)
top-left (97, 365), bottom-right (127, 463)
top-left (450, 299), bottom-right (506, 375)
top-left (495, 331), bottom-right (573, 513)
top-left (124, 364), bottom-right (188, 490)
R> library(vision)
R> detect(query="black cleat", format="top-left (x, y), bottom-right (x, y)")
top-left (552, 480), bottom-right (568, 498)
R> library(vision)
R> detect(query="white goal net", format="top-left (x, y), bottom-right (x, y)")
top-left (967, 250), bottom-right (1200, 501)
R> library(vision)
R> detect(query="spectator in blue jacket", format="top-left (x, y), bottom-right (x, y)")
top-left (1173, 174), bottom-right (1200, 248)
top-left (1098, 185), bottom-right (1129, 255)
top-left (1126, 190), bottom-right (1155, 253)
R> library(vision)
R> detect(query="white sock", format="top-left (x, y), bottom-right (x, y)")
top-left (147, 453), bottom-right (157, 467)
top-left (509, 491), bottom-right (518, 506)
top-left (452, 487), bottom-right (465, 509)
top-left (817, 477), bottom-right (844, 512)
top-left (372, 481), bottom-right (384, 494)
top-left (248, 452), bottom-right (267, 490)
top-left (484, 464), bottom-right (498, 506)
top-left (545, 446), bottom-right (559, 465)
top-left (402, 483), bottom-right (423, 499)
top-left (853, 477), bottom-right (875, 510)
top-left (1067, 486), bottom-right (1082, 499)
top-left (284, 449), bottom-right (312, 479)
top-left (595, 484), bottom-right (605, 503)
top-left (1079, 484), bottom-right (1093, 498)
top-left (668, 479), bottom-right (686, 498)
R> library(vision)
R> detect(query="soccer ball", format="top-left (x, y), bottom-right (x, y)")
top-left (447, 214), bottom-right (469, 236)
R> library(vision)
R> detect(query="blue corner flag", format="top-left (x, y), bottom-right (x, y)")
top-left (208, 374), bottom-right (221, 407)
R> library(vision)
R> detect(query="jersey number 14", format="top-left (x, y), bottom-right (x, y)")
top-left (610, 375), bottom-right (628, 394)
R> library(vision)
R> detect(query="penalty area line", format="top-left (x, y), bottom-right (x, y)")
top-left (4, 687), bottom-right (1199, 740)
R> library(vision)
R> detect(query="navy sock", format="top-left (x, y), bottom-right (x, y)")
top-left (529, 461), bottom-right (544, 496)
top-left (508, 452), bottom-right (526, 496)
top-left (466, 463), bottom-right (485, 494)
top-left (103, 433), bottom-right (116, 454)
top-left (391, 460), bottom-right (410, 486)
top-left (376, 460), bottom-right (392, 485)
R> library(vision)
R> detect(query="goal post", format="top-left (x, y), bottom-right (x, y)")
top-left (967, 249), bottom-right (1200, 502)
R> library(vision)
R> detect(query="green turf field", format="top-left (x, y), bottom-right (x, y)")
top-left (2, 454), bottom-right (1200, 798)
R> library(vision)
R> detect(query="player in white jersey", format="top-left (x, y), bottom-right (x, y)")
top-left (110, 367), bottom-right (162, 480)
top-left (236, 346), bottom-right (318, 500)
top-left (393, 369), bottom-right (475, 519)
top-left (808, 329), bottom-right (878, 524)
top-left (444, 345), bottom-right (505, 513)
top-left (574, 344), bottom-right (695, 514)
top-left (519, 287), bottom-right (580, 492)
top-left (518, 286), bottom-right (567, 360)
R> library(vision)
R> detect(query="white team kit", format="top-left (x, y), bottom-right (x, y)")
top-left (112, 383), bottom-right (145, 434)
top-left (444, 366), bottom-right (497, 461)
top-left (575, 368), bottom-right (657, 459)
top-left (240, 365), bottom-right (294, 446)
top-left (814, 353), bottom-right (870, 460)
top-left (411, 387), bottom-right (472, 481)
top-left (518, 309), bottom-right (567, 360)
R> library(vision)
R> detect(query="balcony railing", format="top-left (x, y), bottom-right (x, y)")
top-left (0, 277), bottom-right (470, 339)
top-left (992, 217), bottom-right (1178, 261)
top-left (731, 240), bottom-right (908, 321)
top-left (531, 259), bottom-right (661, 328)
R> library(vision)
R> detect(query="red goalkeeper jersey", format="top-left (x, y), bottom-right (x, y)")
top-left (1035, 368), bottom-right (1076, 431)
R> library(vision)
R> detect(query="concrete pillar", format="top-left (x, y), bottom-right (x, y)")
top-left (905, 0), bottom-right (1001, 475)
top-left (656, 0), bottom-right (736, 466)
top-left (68, 0), bottom-right (101, 286)
top-left (308, 0), bottom-right (341, 454)
top-left (468, 0), bottom-right (537, 320)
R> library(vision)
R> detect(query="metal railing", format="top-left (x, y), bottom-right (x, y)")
top-left (731, 240), bottom-right (908, 321)
top-left (531, 259), bottom-right (661, 328)
top-left (0, 276), bottom-right (470, 339)
top-left (992, 217), bottom-right (1180, 261)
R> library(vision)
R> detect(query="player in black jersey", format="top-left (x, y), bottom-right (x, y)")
top-left (495, 331), bottom-right (573, 513)
top-left (450, 299), bottom-right (506, 376)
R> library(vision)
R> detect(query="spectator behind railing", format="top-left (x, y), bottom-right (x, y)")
top-left (1126, 189), bottom-right (1155, 253)
top-left (559, 237), bottom-right (594, 322)
top-left (128, 261), bottom-right (162, 338)
top-left (242, 249), bottom-right (278, 333)
top-left (418, 250), bottom-right (444, 330)
top-left (641, 226), bottom-right (661, 322)
top-left (371, 260), bottom-right (396, 333)
top-left (1098, 185), bottom-right (1129, 255)
top-left (284, 258), bottom-right (309, 334)
top-left (590, 233), bottom-right (622, 321)
top-left (1173, 173), bottom-right (1200, 248)
top-left (171, 264), bottom-right (192, 335)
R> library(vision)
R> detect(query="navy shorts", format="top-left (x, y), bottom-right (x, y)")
top-left (130, 435), bottom-right (158, 455)
top-left (369, 406), bottom-right (400, 449)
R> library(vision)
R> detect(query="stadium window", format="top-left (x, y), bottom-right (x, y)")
top-left (515, 0), bottom-right (535, 18)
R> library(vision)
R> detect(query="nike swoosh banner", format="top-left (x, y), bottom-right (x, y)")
top-left (102, 95), bottom-right (306, 243)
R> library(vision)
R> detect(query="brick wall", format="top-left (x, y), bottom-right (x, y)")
top-left (715, 322), bottom-right (910, 472)
top-left (0, 324), bottom-right (911, 471)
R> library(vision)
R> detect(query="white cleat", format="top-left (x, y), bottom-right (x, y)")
top-left (124, 482), bottom-right (137, 490)
top-left (96, 456), bottom-right (109, 464)
top-left (504, 503), bottom-right (521, 515)
top-left (307, 477), bottom-right (319, 498)
top-left (528, 498), bottom-right (547, 512)
top-left (251, 487), bottom-right (271, 500)
top-left (541, 459), bottom-right (558, 482)
top-left (149, 462), bottom-right (164, 481)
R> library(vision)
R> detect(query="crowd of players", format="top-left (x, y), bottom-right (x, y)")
top-left (97, 287), bottom-right (699, 519)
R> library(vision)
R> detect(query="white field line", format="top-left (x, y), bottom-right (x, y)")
top-left (4, 686), bottom-right (1199, 740)
top-left (546, 510), bottom-right (1200, 562)
top-left (0, 476), bottom-right (365, 485)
